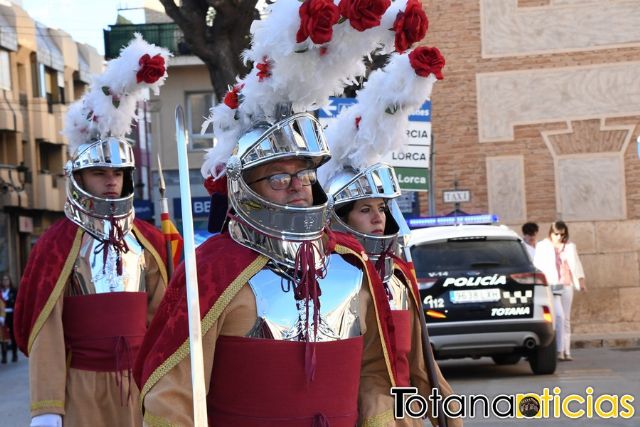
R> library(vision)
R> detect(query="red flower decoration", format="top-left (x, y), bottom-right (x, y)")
top-left (136, 54), bottom-right (166, 84)
top-left (256, 57), bottom-right (272, 81)
top-left (355, 116), bottom-right (362, 129)
top-left (296, 0), bottom-right (341, 45)
top-left (204, 175), bottom-right (228, 196)
top-left (339, 0), bottom-right (390, 32)
top-left (409, 46), bottom-right (445, 80)
top-left (393, 0), bottom-right (428, 53)
top-left (223, 84), bottom-right (244, 109)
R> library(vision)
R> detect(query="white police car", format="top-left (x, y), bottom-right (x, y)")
top-left (409, 224), bottom-right (556, 375)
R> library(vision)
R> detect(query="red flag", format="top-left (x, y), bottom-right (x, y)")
top-left (160, 212), bottom-right (183, 268)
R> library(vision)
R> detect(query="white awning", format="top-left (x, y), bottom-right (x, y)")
top-left (0, 6), bottom-right (17, 51)
top-left (36, 23), bottom-right (64, 71)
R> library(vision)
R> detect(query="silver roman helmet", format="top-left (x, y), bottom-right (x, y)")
top-left (220, 111), bottom-right (333, 268)
top-left (61, 34), bottom-right (169, 241)
top-left (325, 163), bottom-right (402, 280)
top-left (64, 137), bottom-right (136, 240)
top-left (225, 112), bottom-right (331, 241)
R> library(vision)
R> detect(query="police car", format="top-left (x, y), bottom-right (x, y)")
top-left (409, 224), bottom-right (556, 375)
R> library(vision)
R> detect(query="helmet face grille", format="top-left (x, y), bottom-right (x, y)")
top-left (240, 113), bottom-right (330, 170)
top-left (331, 163), bottom-right (401, 207)
top-left (71, 137), bottom-right (135, 172)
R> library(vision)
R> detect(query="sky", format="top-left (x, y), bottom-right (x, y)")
top-left (19, 0), bottom-right (147, 55)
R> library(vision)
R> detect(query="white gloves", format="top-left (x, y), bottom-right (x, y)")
top-left (30, 414), bottom-right (62, 427)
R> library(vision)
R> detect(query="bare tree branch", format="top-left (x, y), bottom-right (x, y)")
top-left (159, 0), bottom-right (257, 100)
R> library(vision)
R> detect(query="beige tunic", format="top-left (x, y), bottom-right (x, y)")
top-left (143, 276), bottom-right (403, 427)
top-left (29, 246), bottom-right (166, 427)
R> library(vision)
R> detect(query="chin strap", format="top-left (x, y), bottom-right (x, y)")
top-left (94, 215), bottom-right (130, 275)
top-left (292, 235), bottom-right (329, 383)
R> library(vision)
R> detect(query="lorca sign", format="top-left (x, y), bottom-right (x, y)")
top-left (318, 97), bottom-right (432, 169)
top-left (442, 275), bottom-right (507, 287)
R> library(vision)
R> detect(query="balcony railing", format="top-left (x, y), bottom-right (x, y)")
top-left (104, 23), bottom-right (192, 59)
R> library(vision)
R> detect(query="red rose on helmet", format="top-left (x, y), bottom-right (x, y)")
top-left (256, 57), bottom-right (272, 81)
top-left (408, 46), bottom-right (445, 80)
top-left (223, 84), bottom-right (244, 109)
top-left (339, 0), bottom-right (391, 32)
top-left (296, 0), bottom-right (341, 45)
top-left (136, 54), bottom-right (166, 84)
top-left (393, 0), bottom-right (428, 53)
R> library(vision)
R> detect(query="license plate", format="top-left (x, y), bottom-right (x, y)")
top-left (450, 288), bottom-right (501, 304)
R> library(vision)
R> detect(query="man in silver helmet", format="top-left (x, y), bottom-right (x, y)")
top-left (14, 137), bottom-right (169, 427)
top-left (136, 112), bottom-right (400, 426)
top-left (13, 34), bottom-right (170, 427)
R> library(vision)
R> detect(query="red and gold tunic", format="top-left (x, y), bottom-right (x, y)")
top-left (135, 232), bottom-right (405, 426)
top-left (14, 218), bottom-right (169, 426)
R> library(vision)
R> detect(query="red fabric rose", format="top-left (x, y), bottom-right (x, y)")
top-left (355, 116), bottom-right (362, 129)
top-left (204, 175), bottom-right (228, 196)
top-left (408, 46), bottom-right (445, 80)
top-left (136, 54), bottom-right (166, 84)
top-left (223, 84), bottom-right (244, 109)
top-left (339, 0), bottom-right (390, 32)
top-left (393, 0), bottom-right (428, 53)
top-left (256, 57), bottom-right (272, 81)
top-left (296, 0), bottom-right (341, 45)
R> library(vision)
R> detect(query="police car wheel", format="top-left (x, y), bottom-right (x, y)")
top-left (528, 336), bottom-right (557, 375)
top-left (491, 354), bottom-right (521, 365)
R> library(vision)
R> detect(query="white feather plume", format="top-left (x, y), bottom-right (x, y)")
top-left (200, 0), bottom-right (410, 179)
top-left (64, 33), bottom-right (170, 155)
top-left (319, 49), bottom-right (439, 186)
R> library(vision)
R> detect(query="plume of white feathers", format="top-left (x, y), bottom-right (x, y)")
top-left (63, 33), bottom-right (170, 155)
top-left (201, 0), bottom-right (420, 180)
top-left (318, 48), bottom-right (441, 187)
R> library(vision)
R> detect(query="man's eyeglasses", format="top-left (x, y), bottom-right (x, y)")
top-left (247, 169), bottom-right (317, 191)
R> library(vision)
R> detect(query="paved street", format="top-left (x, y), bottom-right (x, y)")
top-left (0, 355), bottom-right (29, 426)
top-left (1, 347), bottom-right (638, 426)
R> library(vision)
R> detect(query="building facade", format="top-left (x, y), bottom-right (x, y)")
top-left (423, 0), bottom-right (640, 334)
top-left (0, 2), bottom-right (102, 284)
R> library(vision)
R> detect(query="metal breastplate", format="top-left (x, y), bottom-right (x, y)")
top-left (246, 253), bottom-right (364, 341)
top-left (69, 233), bottom-right (146, 295)
top-left (385, 274), bottom-right (409, 311)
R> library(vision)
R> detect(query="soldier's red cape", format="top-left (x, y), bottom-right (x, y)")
top-left (14, 217), bottom-right (168, 356)
top-left (134, 230), bottom-right (398, 392)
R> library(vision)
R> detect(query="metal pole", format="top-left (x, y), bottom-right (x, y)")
top-left (175, 105), bottom-right (207, 426)
top-left (157, 155), bottom-right (174, 279)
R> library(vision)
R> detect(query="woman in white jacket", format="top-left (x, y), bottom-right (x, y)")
top-left (534, 221), bottom-right (586, 361)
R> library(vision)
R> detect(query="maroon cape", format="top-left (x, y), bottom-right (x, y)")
top-left (134, 230), bottom-right (398, 393)
top-left (14, 217), bottom-right (168, 356)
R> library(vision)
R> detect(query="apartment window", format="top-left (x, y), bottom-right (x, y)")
top-left (38, 142), bottom-right (63, 176)
top-left (186, 92), bottom-right (215, 150)
top-left (0, 50), bottom-right (11, 90)
top-left (36, 65), bottom-right (64, 112)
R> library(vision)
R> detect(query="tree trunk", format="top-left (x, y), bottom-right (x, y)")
top-left (159, 0), bottom-right (257, 100)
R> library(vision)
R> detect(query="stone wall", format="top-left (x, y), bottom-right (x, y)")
top-left (422, 0), bottom-right (640, 333)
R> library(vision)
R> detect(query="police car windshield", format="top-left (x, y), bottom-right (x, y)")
top-left (411, 239), bottom-right (531, 276)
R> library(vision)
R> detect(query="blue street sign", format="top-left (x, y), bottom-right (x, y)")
top-left (173, 197), bottom-right (211, 219)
